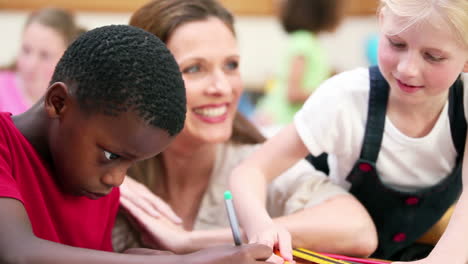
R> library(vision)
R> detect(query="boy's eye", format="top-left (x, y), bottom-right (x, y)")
top-left (103, 150), bottom-right (120, 161)
top-left (183, 65), bottom-right (201, 74)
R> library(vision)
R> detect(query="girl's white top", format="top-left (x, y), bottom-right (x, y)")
top-left (295, 68), bottom-right (468, 192)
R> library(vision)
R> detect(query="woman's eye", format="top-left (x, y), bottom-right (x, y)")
top-left (183, 65), bottom-right (201, 74)
top-left (225, 61), bottom-right (239, 71)
top-left (104, 150), bottom-right (120, 161)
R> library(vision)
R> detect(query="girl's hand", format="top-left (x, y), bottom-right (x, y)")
top-left (120, 176), bottom-right (182, 224)
top-left (248, 223), bottom-right (294, 264)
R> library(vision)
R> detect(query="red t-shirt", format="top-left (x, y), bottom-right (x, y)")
top-left (0, 112), bottom-right (119, 251)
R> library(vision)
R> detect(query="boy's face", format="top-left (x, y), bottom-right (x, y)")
top-left (45, 83), bottom-right (174, 199)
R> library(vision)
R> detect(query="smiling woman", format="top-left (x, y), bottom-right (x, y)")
top-left (112, 1), bottom-right (377, 262)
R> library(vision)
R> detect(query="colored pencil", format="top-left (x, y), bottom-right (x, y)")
top-left (293, 248), bottom-right (390, 264)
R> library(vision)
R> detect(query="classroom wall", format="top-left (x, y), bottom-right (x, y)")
top-left (0, 10), bottom-right (379, 91)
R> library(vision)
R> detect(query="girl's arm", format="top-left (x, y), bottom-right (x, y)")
top-left (195, 195), bottom-right (377, 257)
top-left (229, 124), bottom-right (309, 261)
top-left (275, 194), bottom-right (377, 257)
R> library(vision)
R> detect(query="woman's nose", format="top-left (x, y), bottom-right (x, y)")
top-left (207, 70), bottom-right (231, 95)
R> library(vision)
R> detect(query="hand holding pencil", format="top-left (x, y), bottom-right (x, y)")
top-left (248, 223), bottom-right (294, 263)
top-left (224, 190), bottom-right (293, 264)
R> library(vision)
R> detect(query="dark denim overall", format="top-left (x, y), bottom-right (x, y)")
top-left (345, 66), bottom-right (466, 260)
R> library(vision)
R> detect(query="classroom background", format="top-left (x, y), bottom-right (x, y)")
top-left (0, 0), bottom-right (379, 96)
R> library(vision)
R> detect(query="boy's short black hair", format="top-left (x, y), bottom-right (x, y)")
top-left (51, 24), bottom-right (186, 136)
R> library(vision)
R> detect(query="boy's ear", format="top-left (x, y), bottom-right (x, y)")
top-left (44, 82), bottom-right (71, 118)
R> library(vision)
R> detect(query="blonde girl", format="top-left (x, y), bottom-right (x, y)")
top-left (230, 0), bottom-right (468, 263)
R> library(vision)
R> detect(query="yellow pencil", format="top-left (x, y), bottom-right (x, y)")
top-left (293, 248), bottom-right (352, 264)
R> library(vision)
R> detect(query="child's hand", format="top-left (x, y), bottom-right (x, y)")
top-left (248, 223), bottom-right (293, 263)
top-left (187, 243), bottom-right (274, 264)
top-left (120, 176), bottom-right (182, 224)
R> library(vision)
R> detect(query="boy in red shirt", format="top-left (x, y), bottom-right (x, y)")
top-left (0, 25), bottom-right (271, 264)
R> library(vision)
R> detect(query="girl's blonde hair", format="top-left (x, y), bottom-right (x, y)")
top-left (379, 0), bottom-right (468, 47)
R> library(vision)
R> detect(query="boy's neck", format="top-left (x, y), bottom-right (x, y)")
top-left (12, 103), bottom-right (53, 165)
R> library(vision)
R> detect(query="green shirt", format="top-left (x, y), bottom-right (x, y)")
top-left (258, 30), bottom-right (330, 124)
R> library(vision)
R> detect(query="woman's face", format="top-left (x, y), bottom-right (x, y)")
top-left (16, 22), bottom-right (67, 101)
top-left (167, 17), bottom-right (242, 144)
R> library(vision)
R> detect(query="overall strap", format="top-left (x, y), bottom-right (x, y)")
top-left (448, 76), bottom-right (466, 162)
top-left (360, 66), bottom-right (389, 162)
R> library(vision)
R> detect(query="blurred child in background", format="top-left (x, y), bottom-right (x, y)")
top-left (0, 7), bottom-right (84, 115)
top-left (255, 0), bottom-right (345, 127)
